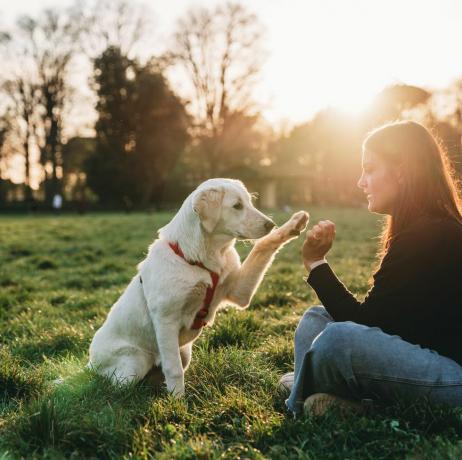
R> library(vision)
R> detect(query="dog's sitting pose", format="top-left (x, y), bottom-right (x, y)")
top-left (89, 178), bottom-right (308, 396)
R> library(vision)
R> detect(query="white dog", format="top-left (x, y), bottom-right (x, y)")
top-left (88, 178), bottom-right (308, 396)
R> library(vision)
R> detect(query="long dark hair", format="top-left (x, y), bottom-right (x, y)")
top-left (362, 120), bottom-right (462, 258)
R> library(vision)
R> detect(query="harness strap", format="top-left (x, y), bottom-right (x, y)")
top-left (139, 243), bottom-right (220, 329)
top-left (168, 242), bottom-right (219, 329)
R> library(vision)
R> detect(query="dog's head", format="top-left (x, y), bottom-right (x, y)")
top-left (192, 178), bottom-right (275, 239)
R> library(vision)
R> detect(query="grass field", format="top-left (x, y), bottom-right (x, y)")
top-left (1, 208), bottom-right (462, 459)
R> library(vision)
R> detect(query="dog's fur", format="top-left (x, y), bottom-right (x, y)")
top-left (88, 178), bottom-right (308, 396)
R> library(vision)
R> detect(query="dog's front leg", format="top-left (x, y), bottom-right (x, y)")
top-left (226, 211), bottom-right (308, 308)
top-left (154, 321), bottom-right (185, 397)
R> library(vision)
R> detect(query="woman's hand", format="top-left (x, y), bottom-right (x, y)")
top-left (302, 220), bottom-right (335, 270)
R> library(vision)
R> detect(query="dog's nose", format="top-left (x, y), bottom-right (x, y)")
top-left (265, 220), bottom-right (276, 231)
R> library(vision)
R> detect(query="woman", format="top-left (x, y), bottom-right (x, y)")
top-left (282, 120), bottom-right (462, 416)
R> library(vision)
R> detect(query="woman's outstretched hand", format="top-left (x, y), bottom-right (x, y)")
top-left (302, 220), bottom-right (335, 270)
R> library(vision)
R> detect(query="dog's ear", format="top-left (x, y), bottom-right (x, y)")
top-left (192, 187), bottom-right (225, 233)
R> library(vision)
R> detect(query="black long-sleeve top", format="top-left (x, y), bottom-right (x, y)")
top-left (307, 214), bottom-right (462, 365)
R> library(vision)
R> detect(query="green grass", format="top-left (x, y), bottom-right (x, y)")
top-left (1, 208), bottom-right (461, 459)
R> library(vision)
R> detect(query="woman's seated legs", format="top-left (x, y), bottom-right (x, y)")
top-left (287, 313), bottom-right (462, 415)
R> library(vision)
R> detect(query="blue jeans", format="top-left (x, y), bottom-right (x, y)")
top-left (286, 306), bottom-right (462, 415)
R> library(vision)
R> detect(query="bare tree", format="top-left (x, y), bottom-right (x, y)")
top-left (0, 1), bottom-right (155, 203)
top-left (81, 0), bottom-right (154, 59)
top-left (22, 9), bottom-right (83, 201)
top-left (2, 78), bottom-right (40, 201)
top-left (172, 2), bottom-right (266, 176)
top-left (0, 32), bottom-right (39, 201)
top-left (0, 34), bottom-right (14, 190)
top-left (0, 6), bottom-right (84, 202)
top-left (0, 109), bottom-right (12, 176)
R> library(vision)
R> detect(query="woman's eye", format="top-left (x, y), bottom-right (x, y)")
top-left (233, 202), bottom-right (243, 210)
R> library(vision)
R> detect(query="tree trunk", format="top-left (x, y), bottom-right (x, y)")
top-left (23, 139), bottom-right (32, 202)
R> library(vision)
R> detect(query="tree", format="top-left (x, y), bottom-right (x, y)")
top-left (0, 33), bottom-right (39, 203)
top-left (86, 47), bottom-right (189, 208)
top-left (81, 0), bottom-right (154, 59)
top-left (2, 78), bottom-right (40, 202)
top-left (0, 110), bottom-right (12, 202)
top-left (365, 84), bottom-right (432, 127)
top-left (1, 6), bottom-right (84, 203)
top-left (61, 136), bottom-right (97, 203)
top-left (172, 2), bottom-right (266, 176)
top-left (24, 9), bottom-right (82, 202)
top-left (133, 62), bottom-right (189, 207)
top-left (85, 47), bottom-right (137, 206)
top-left (269, 108), bottom-right (364, 205)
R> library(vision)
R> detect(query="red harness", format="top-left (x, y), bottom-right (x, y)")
top-left (169, 242), bottom-right (219, 330)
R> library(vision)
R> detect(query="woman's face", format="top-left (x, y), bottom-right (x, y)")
top-left (357, 149), bottom-right (401, 215)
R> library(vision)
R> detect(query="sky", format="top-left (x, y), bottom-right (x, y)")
top-left (1, 0), bottom-right (462, 127)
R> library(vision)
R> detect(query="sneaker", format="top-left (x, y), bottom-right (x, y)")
top-left (303, 392), bottom-right (364, 417)
top-left (278, 372), bottom-right (294, 394)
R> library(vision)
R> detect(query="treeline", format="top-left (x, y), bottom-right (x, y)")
top-left (0, 1), bottom-right (461, 210)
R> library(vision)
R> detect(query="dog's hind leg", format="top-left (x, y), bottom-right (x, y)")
top-left (97, 348), bottom-right (153, 385)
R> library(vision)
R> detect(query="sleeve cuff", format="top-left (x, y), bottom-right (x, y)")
top-left (309, 259), bottom-right (327, 271)
top-left (303, 259), bottom-right (327, 282)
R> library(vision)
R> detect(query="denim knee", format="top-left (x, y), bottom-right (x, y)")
top-left (311, 321), bottom-right (367, 368)
top-left (307, 305), bottom-right (328, 316)
top-left (295, 305), bottom-right (327, 343)
top-left (298, 305), bottom-right (329, 327)
top-left (305, 322), bottom-right (372, 400)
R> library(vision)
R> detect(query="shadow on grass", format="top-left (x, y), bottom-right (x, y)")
top-left (0, 348), bottom-right (44, 402)
top-left (202, 311), bottom-right (265, 350)
top-left (12, 334), bottom-right (86, 364)
top-left (2, 367), bottom-right (162, 459)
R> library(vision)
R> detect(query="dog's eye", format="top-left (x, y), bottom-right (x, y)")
top-left (233, 202), bottom-right (243, 210)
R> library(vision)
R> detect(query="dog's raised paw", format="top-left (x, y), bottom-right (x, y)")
top-left (288, 211), bottom-right (309, 236)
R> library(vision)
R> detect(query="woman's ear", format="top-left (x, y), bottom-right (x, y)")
top-left (192, 187), bottom-right (225, 233)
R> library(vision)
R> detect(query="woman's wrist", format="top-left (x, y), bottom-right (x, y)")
top-left (304, 258), bottom-right (328, 272)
